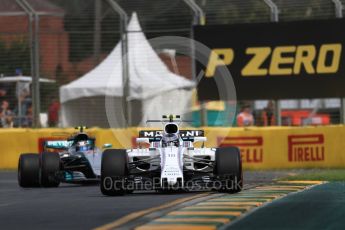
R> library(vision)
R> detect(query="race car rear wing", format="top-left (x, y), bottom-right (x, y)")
top-left (139, 130), bottom-right (204, 141)
top-left (44, 140), bottom-right (72, 150)
top-left (43, 139), bottom-right (97, 153)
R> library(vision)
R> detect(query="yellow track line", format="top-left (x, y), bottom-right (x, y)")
top-left (201, 201), bottom-right (263, 206)
top-left (136, 182), bottom-right (322, 230)
top-left (210, 198), bottom-right (273, 202)
top-left (222, 195), bottom-right (282, 199)
top-left (97, 182), bottom-right (322, 230)
top-left (155, 218), bottom-right (231, 224)
top-left (182, 205), bottom-right (253, 211)
top-left (94, 193), bottom-right (211, 230)
top-left (136, 225), bottom-right (217, 230)
top-left (251, 188), bottom-right (301, 191)
top-left (278, 181), bottom-right (324, 184)
top-left (254, 185), bottom-right (305, 189)
top-left (168, 211), bottom-right (242, 216)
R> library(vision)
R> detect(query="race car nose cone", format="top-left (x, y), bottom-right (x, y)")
top-left (167, 178), bottom-right (178, 186)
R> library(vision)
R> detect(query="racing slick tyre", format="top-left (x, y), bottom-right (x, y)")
top-left (18, 153), bottom-right (40, 187)
top-left (215, 147), bottom-right (243, 193)
top-left (40, 152), bottom-right (61, 187)
top-left (101, 149), bottom-right (129, 196)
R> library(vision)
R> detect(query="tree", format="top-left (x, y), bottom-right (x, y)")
top-left (0, 38), bottom-right (30, 76)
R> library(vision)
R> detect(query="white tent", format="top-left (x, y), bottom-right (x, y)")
top-left (60, 13), bottom-right (195, 127)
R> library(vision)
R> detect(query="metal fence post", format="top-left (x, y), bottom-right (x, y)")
top-left (33, 13), bottom-right (41, 128)
top-left (340, 99), bottom-right (345, 124)
top-left (263, 0), bottom-right (281, 126)
top-left (184, 0), bottom-right (206, 25)
top-left (106, 0), bottom-right (130, 127)
top-left (184, 0), bottom-right (207, 126)
top-left (18, 0), bottom-right (41, 128)
top-left (15, 0), bottom-right (32, 127)
top-left (333, 0), bottom-right (344, 18)
top-left (94, 0), bottom-right (102, 65)
top-left (332, 0), bottom-right (344, 123)
top-left (264, 0), bottom-right (279, 22)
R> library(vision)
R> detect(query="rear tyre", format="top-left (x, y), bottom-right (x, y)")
top-left (100, 149), bottom-right (129, 196)
top-left (40, 152), bottom-right (61, 187)
top-left (18, 153), bottom-right (40, 187)
top-left (215, 147), bottom-right (243, 193)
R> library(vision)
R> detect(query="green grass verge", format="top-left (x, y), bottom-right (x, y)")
top-left (281, 169), bottom-right (345, 181)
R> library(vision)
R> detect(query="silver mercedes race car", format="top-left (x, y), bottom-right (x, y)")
top-left (18, 127), bottom-right (112, 188)
top-left (100, 115), bottom-right (243, 196)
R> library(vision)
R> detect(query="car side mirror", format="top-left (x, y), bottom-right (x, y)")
top-left (194, 136), bottom-right (207, 143)
top-left (193, 136), bottom-right (207, 148)
top-left (102, 143), bottom-right (112, 149)
top-left (136, 138), bottom-right (150, 144)
top-left (136, 138), bottom-right (150, 149)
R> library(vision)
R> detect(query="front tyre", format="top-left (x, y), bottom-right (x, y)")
top-left (40, 152), bottom-right (61, 187)
top-left (215, 147), bottom-right (243, 193)
top-left (100, 149), bottom-right (128, 196)
top-left (18, 153), bottom-right (40, 187)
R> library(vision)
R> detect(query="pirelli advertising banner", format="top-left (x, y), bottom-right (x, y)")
top-left (1, 126), bottom-right (345, 169)
top-left (194, 19), bottom-right (345, 100)
top-left (205, 126), bottom-right (342, 170)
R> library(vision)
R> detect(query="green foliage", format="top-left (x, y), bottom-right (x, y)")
top-left (0, 38), bottom-right (30, 76)
top-left (54, 0), bottom-right (97, 62)
top-left (275, 0), bottom-right (335, 21)
top-left (52, 0), bottom-right (334, 63)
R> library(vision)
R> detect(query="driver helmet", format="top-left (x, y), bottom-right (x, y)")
top-left (162, 133), bottom-right (179, 143)
top-left (162, 133), bottom-right (180, 147)
top-left (76, 140), bottom-right (92, 152)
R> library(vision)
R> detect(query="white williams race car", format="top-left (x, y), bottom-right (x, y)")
top-left (100, 115), bottom-right (243, 196)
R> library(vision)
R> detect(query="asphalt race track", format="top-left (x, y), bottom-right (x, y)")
top-left (0, 170), bottom-right (286, 230)
top-left (0, 172), bottom-right (199, 230)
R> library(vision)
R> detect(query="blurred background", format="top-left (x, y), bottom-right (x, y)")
top-left (0, 0), bottom-right (344, 128)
